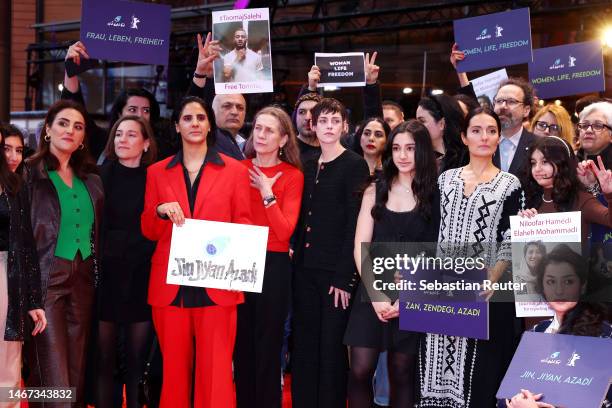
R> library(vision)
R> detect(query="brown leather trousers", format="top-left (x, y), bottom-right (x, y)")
top-left (25, 253), bottom-right (94, 408)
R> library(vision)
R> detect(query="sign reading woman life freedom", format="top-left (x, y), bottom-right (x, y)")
top-left (454, 7), bottom-right (533, 72)
top-left (528, 41), bottom-right (605, 99)
top-left (166, 219), bottom-right (269, 293)
top-left (80, 0), bottom-right (171, 66)
top-left (212, 8), bottom-right (274, 95)
top-left (314, 52), bottom-right (366, 88)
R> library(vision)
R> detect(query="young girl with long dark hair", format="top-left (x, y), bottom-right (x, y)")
top-left (345, 120), bottom-right (440, 407)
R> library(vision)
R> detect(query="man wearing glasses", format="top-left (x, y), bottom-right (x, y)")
top-left (492, 78), bottom-right (537, 176)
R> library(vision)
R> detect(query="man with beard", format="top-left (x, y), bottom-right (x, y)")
top-left (492, 77), bottom-right (536, 177)
top-left (223, 28), bottom-right (263, 83)
top-left (293, 93), bottom-right (323, 164)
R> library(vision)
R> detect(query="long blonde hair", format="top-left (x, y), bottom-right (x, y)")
top-left (244, 106), bottom-right (302, 170)
top-left (530, 104), bottom-right (574, 147)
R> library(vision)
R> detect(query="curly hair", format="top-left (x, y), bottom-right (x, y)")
top-left (371, 120), bottom-right (438, 221)
top-left (521, 136), bottom-right (581, 211)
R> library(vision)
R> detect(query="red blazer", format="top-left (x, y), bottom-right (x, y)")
top-left (141, 152), bottom-right (252, 307)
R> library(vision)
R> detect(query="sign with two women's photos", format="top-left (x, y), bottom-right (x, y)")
top-left (509, 211), bottom-right (581, 317)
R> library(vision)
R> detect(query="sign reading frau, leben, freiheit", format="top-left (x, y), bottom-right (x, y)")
top-left (80, 0), bottom-right (171, 66)
top-left (166, 219), bottom-right (269, 293)
top-left (528, 40), bottom-right (605, 99)
top-left (314, 52), bottom-right (366, 87)
top-left (497, 332), bottom-right (612, 408)
top-left (454, 7), bottom-right (532, 73)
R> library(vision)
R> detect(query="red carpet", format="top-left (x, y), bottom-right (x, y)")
top-left (282, 374), bottom-right (292, 407)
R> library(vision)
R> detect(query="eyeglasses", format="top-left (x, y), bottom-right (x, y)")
top-left (576, 122), bottom-right (612, 133)
top-left (534, 121), bottom-right (561, 134)
top-left (493, 98), bottom-right (524, 109)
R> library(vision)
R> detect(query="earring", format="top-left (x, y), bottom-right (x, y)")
top-left (44, 134), bottom-right (50, 142)
top-left (144, 147), bottom-right (148, 153)
top-left (79, 143), bottom-right (85, 150)
top-left (279, 146), bottom-right (284, 157)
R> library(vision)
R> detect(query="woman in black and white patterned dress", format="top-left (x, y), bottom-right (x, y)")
top-left (418, 107), bottom-right (524, 408)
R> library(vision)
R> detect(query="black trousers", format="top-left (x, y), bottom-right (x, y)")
top-left (25, 254), bottom-right (95, 408)
top-left (291, 267), bottom-right (350, 408)
top-left (234, 251), bottom-right (292, 408)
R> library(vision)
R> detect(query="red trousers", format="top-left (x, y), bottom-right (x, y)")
top-left (152, 305), bottom-right (237, 408)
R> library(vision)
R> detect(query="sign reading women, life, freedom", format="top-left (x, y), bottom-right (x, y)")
top-left (497, 332), bottom-right (612, 408)
top-left (212, 8), bottom-right (273, 95)
top-left (80, 0), bottom-right (171, 66)
top-left (528, 40), bottom-right (605, 99)
top-left (314, 53), bottom-right (366, 88)
top-left (454, 7), bottom-right (532, 72)
top-left (510, 211), bottom-right (581, 318)
top-left (167, 219), bottom-right (269, 293)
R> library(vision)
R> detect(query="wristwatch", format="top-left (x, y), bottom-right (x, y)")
top-left (193, 72), bottom-right (207, 79)
top-left (263, 195), bottom-right (276, 207)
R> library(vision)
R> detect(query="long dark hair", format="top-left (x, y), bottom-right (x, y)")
top-left (27, 99), bottom-right (97, 178)
top-left (351, 117), bottom-right (391, 157)
top-left (536, 244), bottom-right (607, 337)
top-left (521, 136), bottom-right (580, 211)
top-left (0, 141), bottom-right (21, 195)
top-left (418, 94), bottom-right (467, 172)
top-left (109, 88), bottom-right (160, 130)
top-left (173, 96), bottom-right (217, 148)
top-left (372, 120), bottom-right (438, 221)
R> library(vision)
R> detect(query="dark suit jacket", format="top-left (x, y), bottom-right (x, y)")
top-left (493, 128), bottom-right (536, 178)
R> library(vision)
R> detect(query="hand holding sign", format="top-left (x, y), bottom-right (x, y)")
top-left (157, 202), bottom-right (186, 226)
top-left (505, 390), bottom-right (554, 408)
top-left (449, 43), bottom-right (465, 69)
top-left (365, 52), bottom-right (379, 85)
top-left (308, 65), bottom-right (321, 91)
top-left (66, 41), bottom-right (90, 66)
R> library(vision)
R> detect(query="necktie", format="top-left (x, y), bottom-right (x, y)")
top-left (500, 138), bottom-right (514, 172)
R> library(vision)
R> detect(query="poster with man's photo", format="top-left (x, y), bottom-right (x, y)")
top-left (509, 211), bottom-right (581, 317)
top-left (212, 8), bottom-right (273, 94)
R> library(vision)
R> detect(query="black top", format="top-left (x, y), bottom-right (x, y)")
top-left (293, 149), bottom-right (370, 291)
top-left (99, 161), bottom-right (155, 322)
top-left (0, 193), bottom-right (9, 251)
top-left (297, 138), bottom-right (321, 166)
top-left (167, 148), bottom-right (225, 308)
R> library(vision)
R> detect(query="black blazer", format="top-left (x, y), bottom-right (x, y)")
top-left (493, 128), bottom-right (536, 177)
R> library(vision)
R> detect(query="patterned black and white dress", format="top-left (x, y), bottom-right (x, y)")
top-left (418, 168), bottom-right (524, 408)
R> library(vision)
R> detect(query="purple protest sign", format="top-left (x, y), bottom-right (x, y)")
top-left (454, 7), bottom-right (532, 73)
top-left (399, 266), bottom-right (489, 339)
top-left (80, 0), bottom-right (171, 66)
top-left (529, 41), bottom-right (605, 99)
top-left (497, 332), bottom-right (612, 408)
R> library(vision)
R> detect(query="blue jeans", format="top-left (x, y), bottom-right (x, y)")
top-left (373, 352), bottom-right (390, 406)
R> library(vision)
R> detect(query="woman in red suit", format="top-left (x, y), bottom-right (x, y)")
top-left (141, 96), bottom-right (252, 407)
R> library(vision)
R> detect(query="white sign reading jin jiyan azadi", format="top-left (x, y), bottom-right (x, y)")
top-left (167, 219), bottom-right (269, 293)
